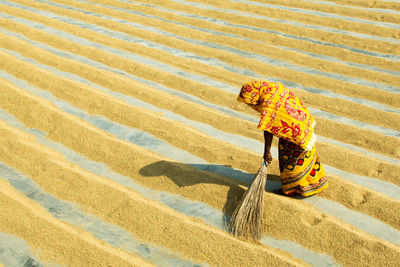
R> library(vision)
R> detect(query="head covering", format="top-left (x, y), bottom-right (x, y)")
top-left (238, 80), bottom-right (316, 150)
top-left (238, 80), bottom-right (266, 104)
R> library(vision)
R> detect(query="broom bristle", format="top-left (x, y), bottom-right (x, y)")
top-left (230, 164), bottom-right (268, 239)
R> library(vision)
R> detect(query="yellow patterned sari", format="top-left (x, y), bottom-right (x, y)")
top-left (238, 80), bottom-right (328, 197)
top-left (278, 139), bottom-right (328, 196)
top-left (238, 80), bottom-right (316, 150)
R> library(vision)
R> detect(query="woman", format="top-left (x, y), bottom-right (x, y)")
top-left (238, 80), bottom-right (328, 197)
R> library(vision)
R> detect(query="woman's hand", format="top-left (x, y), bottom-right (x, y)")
top-left (263, 151), bottom-right (273, 166)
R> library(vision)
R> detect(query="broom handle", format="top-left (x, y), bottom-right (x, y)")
top-left (260, 161), bottom-right (268, 173)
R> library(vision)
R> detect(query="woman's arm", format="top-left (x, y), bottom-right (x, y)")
top-left (263, 131), bottom-right (273, 165)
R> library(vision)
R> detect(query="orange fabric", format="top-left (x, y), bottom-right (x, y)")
top-left (238, 80), bottom-right (316, 150)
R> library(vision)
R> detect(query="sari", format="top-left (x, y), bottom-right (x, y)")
top-left (278, 139), bottom-right (328, 196)
top-left (238, 80), bottom-right (316, 150)
top-left (238, 80), bottom-right (328, 197)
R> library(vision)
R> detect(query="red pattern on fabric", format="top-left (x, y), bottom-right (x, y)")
top-left (238, 80), bottom-right (316, 149)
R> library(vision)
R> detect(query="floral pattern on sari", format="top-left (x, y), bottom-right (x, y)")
top-left (238, 80), bottom-right (316, 150)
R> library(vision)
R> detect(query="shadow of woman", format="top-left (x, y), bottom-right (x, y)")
top-left (139, 160), bottom-right (283, 230)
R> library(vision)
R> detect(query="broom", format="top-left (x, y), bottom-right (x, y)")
top-left (229, 162), bottom-right (268, 239)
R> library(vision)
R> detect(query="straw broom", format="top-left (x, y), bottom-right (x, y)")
top-left (230, 162), bottom-right (268, 239)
